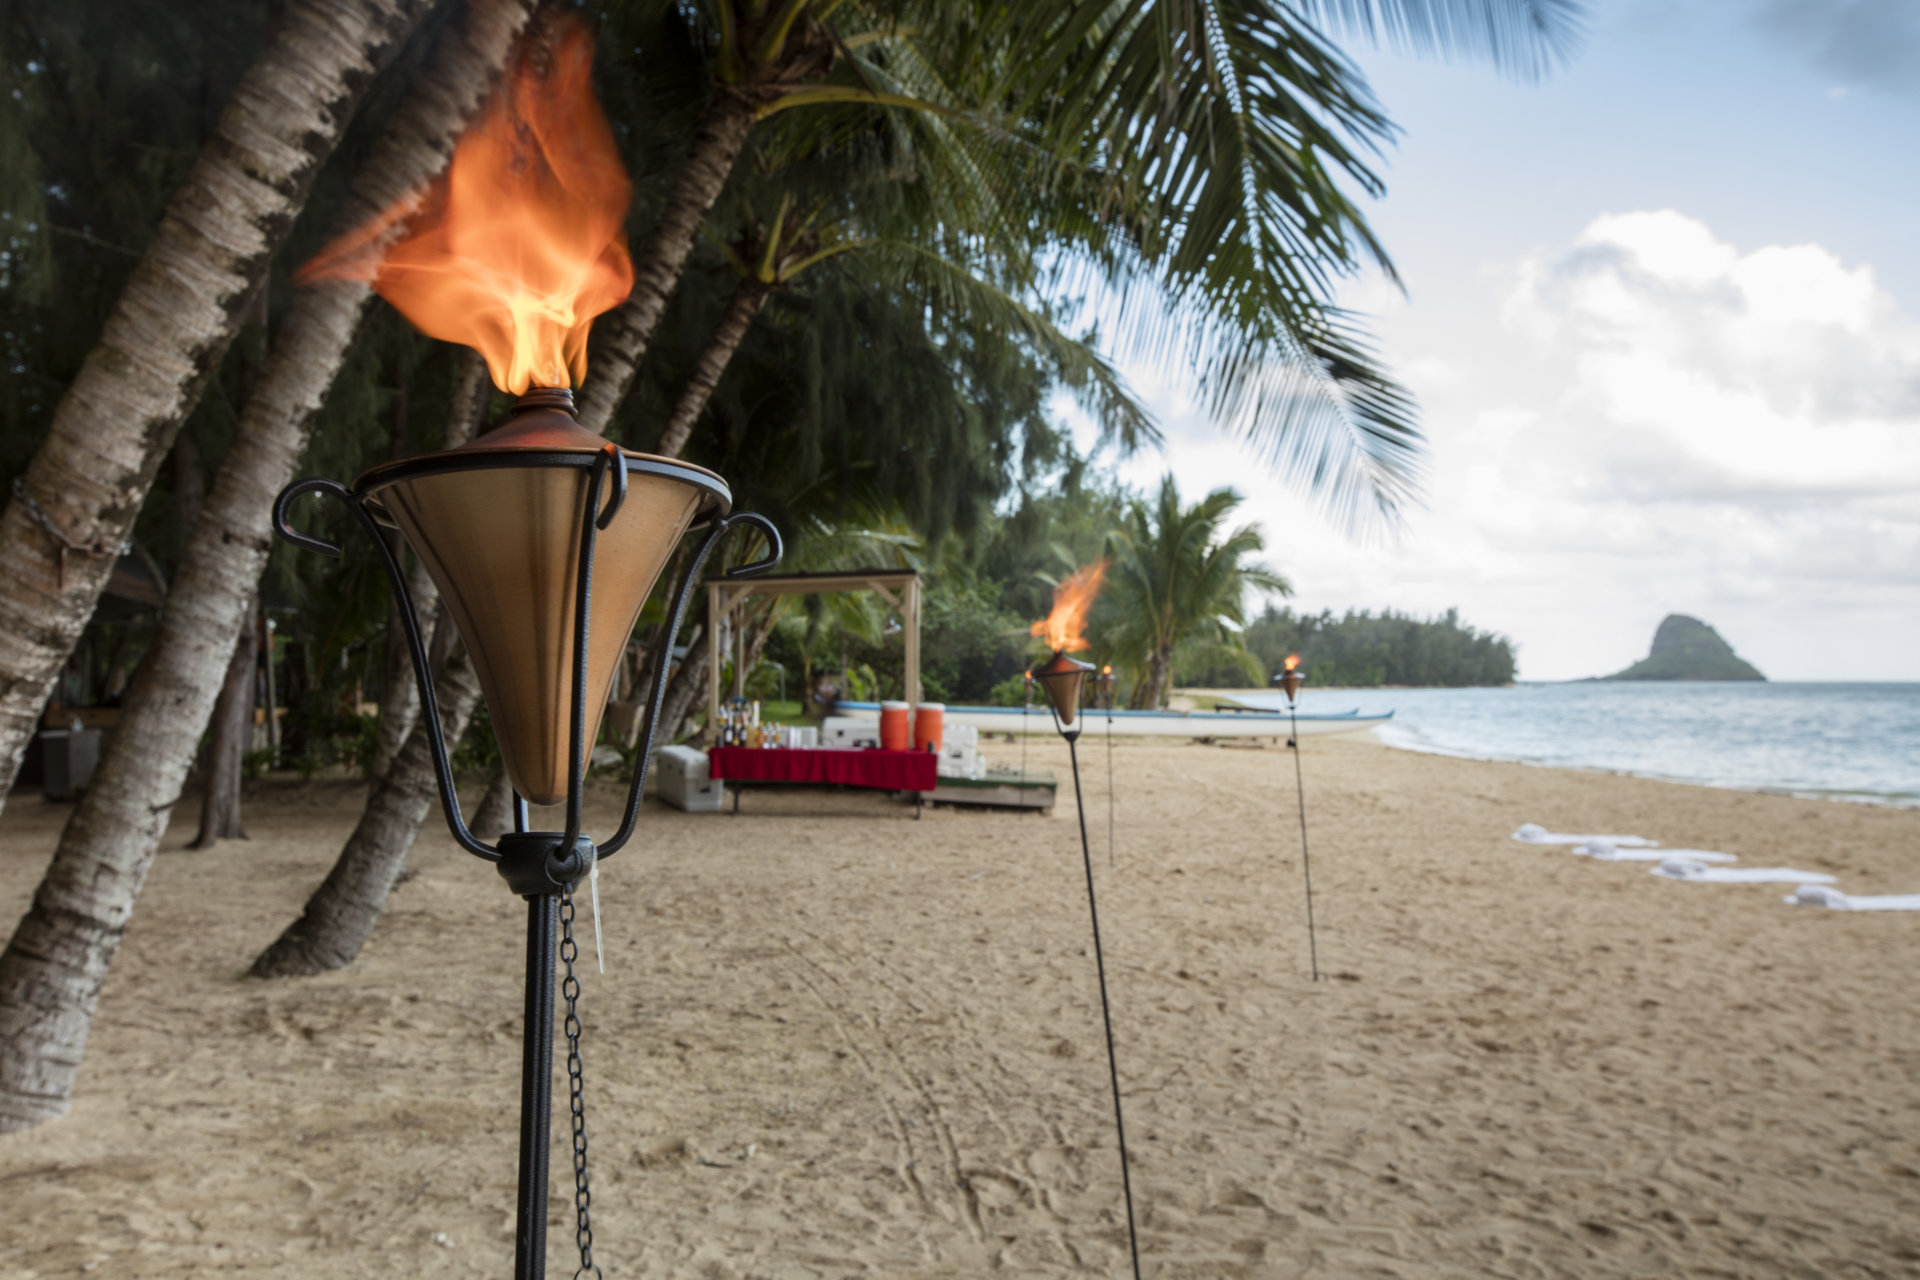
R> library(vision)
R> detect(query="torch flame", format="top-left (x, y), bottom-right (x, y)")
top-left (1031, 560), bottom-right (1107, 652)
top-left (1284, 653), bottom-right (1301, 672)
top-left (299, 16), bottom-right (633, 394)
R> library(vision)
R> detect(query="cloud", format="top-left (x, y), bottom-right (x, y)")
top-left (1103, 210), bottom-right (1920, 680)
top-left (1755, 0), bottom-right (1920, 95)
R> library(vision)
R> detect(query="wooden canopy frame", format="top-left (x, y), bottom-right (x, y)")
top-left (706, 568), bottom-right (922, 728)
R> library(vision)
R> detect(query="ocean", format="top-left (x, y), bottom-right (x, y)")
top-left (1225, 681), bottom-right (1920, 808)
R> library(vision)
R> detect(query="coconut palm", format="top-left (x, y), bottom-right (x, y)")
top-left (0, 0), bottom-right (536, 1132)
top-left (987, 0), bottom-right (1578, 534)
top-left (1102, 476), bottom-right (1290, 710)
top-left (0, 0), bottom-right (443, 826)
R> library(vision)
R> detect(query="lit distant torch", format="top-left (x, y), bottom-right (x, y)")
top-left (1277, 652), bottom-right (1304, 705)
top-left (1272, 653), bottom-right (1320, 981)
top-left (1029, 561), bottom-right (1104, 734)
top-left (1027, 563), bottom-right (1141, 1280)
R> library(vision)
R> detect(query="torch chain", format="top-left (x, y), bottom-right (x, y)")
top-left (559, 888), bottom-right (601, 1279)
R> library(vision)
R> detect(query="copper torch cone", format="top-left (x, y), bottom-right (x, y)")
top-left (1275, 668), bottom-right (1305, 703)
top-left (355, 388), bottom-right (728, 805)
top-left (1035, 649), bottom-right (1095, 729)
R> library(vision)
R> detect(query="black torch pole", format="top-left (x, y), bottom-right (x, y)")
top-left (508, 791), bottom-right (558, 1280)
top-left (1067, 735), bottom-right (1143, 1280)
top-left (1287, 696), bottom-right (1320, 983)
top-left (1104, 685), bottom-right (1116, 869)
top-left (515, 895), bottom-right (559, 1279)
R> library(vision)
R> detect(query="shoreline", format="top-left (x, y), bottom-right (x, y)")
top-left (1179, 683), bottom-right (1920, 812)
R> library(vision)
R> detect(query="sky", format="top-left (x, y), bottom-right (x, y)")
top-left (1087, 0), bottom-right (1920, 682)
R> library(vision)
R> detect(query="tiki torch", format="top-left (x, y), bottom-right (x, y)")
top-left (274, 22), bottom-right (782, 1279)
top-left (1274, 655), bottom-right (1319, 982)
top-left (1030, 564), bottom-right (1142, 1280)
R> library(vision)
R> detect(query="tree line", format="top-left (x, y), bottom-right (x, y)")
top-left (1181, 604), bottom-right (1518, 688)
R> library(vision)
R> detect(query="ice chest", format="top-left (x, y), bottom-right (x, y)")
top-left (655, 744), bottom-right (724, 812)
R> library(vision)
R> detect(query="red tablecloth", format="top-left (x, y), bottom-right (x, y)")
top-left (707, 746), bottom-right (937, 792)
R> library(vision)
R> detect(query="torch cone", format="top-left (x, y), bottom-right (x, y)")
top-left (357, 389), bottom-right (727, 805)
top-left (1034, 648), bottom-right (1094, 734)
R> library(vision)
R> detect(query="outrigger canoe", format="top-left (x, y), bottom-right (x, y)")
top-left (837, 701), bottom-right (1393, 739)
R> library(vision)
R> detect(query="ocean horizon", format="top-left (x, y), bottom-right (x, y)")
top-left (1220, 681), bottom-right (1920, 809)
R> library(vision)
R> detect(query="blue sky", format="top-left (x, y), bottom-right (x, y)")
top-left (1097, 1), bottom-right (1920, 681)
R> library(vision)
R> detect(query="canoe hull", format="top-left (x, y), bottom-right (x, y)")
top-left (836, 701), bottom-right (1392, 739)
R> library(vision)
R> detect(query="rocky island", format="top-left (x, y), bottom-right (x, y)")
top-left (1602, 614), bottom-right (1766, 681)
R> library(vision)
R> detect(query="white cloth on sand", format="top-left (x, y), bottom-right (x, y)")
top-left (1783, 884), bottom-right (1920, 911)
top-left (1512, 823), bottom-right (1657, 847)
top-left (1651, 856), bottom-right (1835, 885)
top-left (1573, 840), bottom-right (1735, 863)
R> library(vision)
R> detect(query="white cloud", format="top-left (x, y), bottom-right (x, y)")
top-left (1099, 211), bottom-right (1920, 681)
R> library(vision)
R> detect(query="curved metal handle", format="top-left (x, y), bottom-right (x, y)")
top-left (268, 475), bottom-right (499, 863)
top-left (593, 441), bottom-right (627, 531)
top-left (272, 478), bottom-right (350, 557)
top-left (720, 512), bottom-right (783, 579)
top-left (600, 510), bottom-right (784, 858)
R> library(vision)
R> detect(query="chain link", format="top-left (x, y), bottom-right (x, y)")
top-left (559, 887), bottom-right (601, 1279)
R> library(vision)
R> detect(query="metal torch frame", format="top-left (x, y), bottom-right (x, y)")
top-left (274, 441), bottom-right (781, 1280)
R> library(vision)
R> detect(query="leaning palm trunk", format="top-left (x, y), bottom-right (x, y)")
top-left (0, 0), bottom-right (534, 1134)
top-left (0, 0), bottom-right (437, 819)
top-left (573, 93), bottom-right (758, 435)
top-left (649, 277), bottom-right (771, 457)
top-left (367, 349), bottom-right (492, 780)
top-left (249, 641), bottom-right (484, 977)
top-left (192, 599), bottom-right (258, 848)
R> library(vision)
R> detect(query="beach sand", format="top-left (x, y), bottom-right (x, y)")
top-left (3, 734), bottom-right (1918, 1278)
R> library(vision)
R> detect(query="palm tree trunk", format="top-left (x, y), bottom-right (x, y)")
top-left (471, 763), bottom-right (515, 843)
top-left (650, 277), bottom-right (771, 457)
top-left (368, 348), bottom-right (491, 779)
top-left (573, 92), bottom-right (757, 435)
top-left (0, 0), bottom-right (438, 821)
top-left (248, 641), bottom-right (484, 977)
top-left (191, 598), bottom-right (258, 848)
top-left (0, 0), bottom-right (534, 1134)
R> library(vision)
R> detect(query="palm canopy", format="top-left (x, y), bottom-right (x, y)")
top-left (964, 0), bottom-right (1582, 532)
top-left (611, 0), bottom-right (1583, 529)
top-left (1101, 474), bottom-right (1290, 707)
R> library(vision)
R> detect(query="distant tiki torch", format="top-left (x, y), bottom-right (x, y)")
top-left (1275, 655), bottom-right (1320, 982)
top-left (1030, 563), bottom-right (1142, 1280)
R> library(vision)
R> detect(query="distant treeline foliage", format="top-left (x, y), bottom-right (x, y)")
top-left (1184, 606), bottom-right (1517, 688)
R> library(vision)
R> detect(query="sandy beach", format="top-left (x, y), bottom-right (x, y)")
top-left (3, 734), bottom-right (1918, 1278)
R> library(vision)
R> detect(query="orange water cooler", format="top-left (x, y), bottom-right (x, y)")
top-left (912, 702), bottom-right (944, 753)
top-left (879, 700), bottom-right (911, 750)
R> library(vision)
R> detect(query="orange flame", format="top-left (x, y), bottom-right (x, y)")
top-left (1101, 664), bottom-right (1112, 675)
top-left (1284, 653), bottom-right (1301, 672)
top-left (299, 17), bottom-right (633, 393)
top-left (1031, 560), bottom-right (1107, 652)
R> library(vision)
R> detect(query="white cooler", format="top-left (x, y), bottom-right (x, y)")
top-left (654, 744), bottom-right (724, 813)
top-left (938, 723), bottom-right (982, 779)
top-left (821, 715), bottom-right (880, 748)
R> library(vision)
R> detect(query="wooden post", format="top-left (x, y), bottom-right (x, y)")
top-left (706, 582), bottom-right (722, 731)
top-left (904, 575), bottom-right (921, 710)
top-left (262, 613), bottom-right (279, 753)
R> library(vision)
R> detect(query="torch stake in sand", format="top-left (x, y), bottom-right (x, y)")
top-left (1276, 657), bottom-right (1320, 982)
top-left (1036, 648), bottom-right (1143, 1280)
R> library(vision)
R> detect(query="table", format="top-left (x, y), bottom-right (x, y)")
top-left (707, 746), bottom-right (938, 815)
